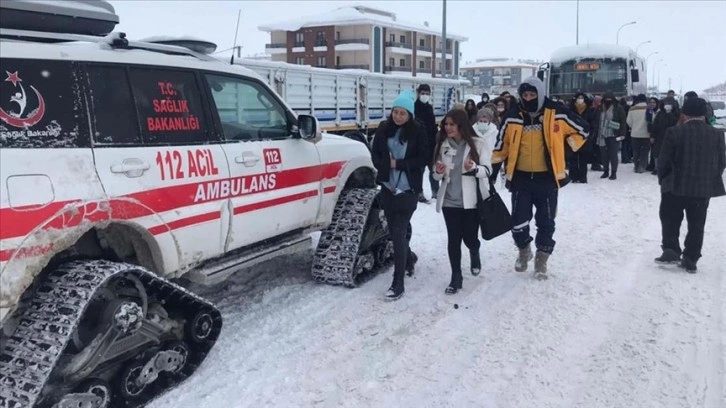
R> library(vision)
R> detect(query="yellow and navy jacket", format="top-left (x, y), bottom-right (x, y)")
top-left (491, 99), bottom-right (590, 188)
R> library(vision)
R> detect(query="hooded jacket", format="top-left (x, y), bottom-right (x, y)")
top-left (491, 77), bottom-right (590, 188)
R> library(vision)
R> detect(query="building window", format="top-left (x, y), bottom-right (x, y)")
top-left (419, 60), bottom-right (424, 69)
top-left (399, 35), bottom-right (406, 44)
top-left (399, 58), bottom-right (406, 67)
top-left (316, 31), bottom-right (326, 46)
top-left (419, 38), bottom-right (425, 47)
top-left (336, 56), bottom-right (340, 67)
top-left (389, 33), bottom-right (395, 42)
top-left (295, 32), bottom-right (304, 43)
top-left (295, 57), bottom-right (305, 65)
top-left (389, 57), bottom-right (395, 67)
top-left (317, 56), bottom-right (326, 67)
top-left (336, 31), bottom-right (340, 40)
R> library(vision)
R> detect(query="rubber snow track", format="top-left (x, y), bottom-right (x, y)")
top-left (0, 260), bottom-right (222, 408)
top-left (146, 166), bottom-right (726, 408)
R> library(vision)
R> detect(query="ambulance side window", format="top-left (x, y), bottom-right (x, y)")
top-left (128, 67), bottom-right (209, 145)
top-left (86, 64), bottom-right (142, 145)
top-left (0, 58), bottom-right (86, 148)
top-left (204, 74), bottom-right (291, 141)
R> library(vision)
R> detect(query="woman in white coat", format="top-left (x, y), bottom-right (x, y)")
top-left (432, 109), bottom-right (492, 294)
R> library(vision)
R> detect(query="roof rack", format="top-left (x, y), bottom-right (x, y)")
top-left (0, 28), bottom-right (218, 63)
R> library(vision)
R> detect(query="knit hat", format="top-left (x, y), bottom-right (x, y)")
top-left (681, 97), bottom-right (707, 117)
top-left (477, 107), bottom-right (496, 122)
top-left (392, 89), bottom-right (416, 117)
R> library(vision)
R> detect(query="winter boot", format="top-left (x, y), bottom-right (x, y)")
top-left (514, 244), bottom-right (533, 272)
top-left (608, 172), bottom-right (617, 180)
top-left (600, 171), bottom-right (609, 179)
top-left (417, 193), bottom-right (430, 204)
top-left (534, 251), bottom-right (550, 280)
top-left (470, 250), bottom-right (481, 276)
top-left (654, 248), bottom-right (681, 264)
top-left (679, 257), bottom-right (698, 273)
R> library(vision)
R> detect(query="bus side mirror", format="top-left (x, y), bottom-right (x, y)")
top-left (631, 69), bottom-right (640, 82)
top-left (537, 70), bottom-right (545, 81)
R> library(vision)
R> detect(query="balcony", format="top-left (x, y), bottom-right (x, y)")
top-left (335, 38), bottom-right (370, 45)
top-left (385, 66), bottom-right (412, 72)
top-left (336, 64), bottom-right (370, 70)
top-left (265, 42), bottom-right (286, 55)
top-left (416, 45), bottom-right (432, 52)
top-left (293, 41), bottom-right (304, 47)
top-left (315, 39), bottom-right (328, 47)
top-left (385, 41), bottom-right (412, 49)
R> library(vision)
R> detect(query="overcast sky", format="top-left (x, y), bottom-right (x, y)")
top-left (111, 0), bottom-right (725, 93)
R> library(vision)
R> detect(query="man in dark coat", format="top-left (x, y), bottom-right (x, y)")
top-left (414, 83), bottom-right (438, 202)
top-left (476, 92), bottom-right (490, 110)
top-left (655, 97), bottom-right (726, 273)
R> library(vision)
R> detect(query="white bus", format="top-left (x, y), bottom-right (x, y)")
top-left (538, 44), bottom-right (647, 100)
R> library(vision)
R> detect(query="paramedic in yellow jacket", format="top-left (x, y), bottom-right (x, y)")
top-left (491, 77), bottom-right (590, 279)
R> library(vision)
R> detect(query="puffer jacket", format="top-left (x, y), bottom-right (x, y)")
top-left (626, 102), bottom-right (649, 138)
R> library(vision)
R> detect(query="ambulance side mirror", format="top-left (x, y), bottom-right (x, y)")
top-left (297, 114), bottom-right (321, 142)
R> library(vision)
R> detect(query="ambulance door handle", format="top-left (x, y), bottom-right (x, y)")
top-left (110, 159), bottom-right (150, 178)
top-left (234, 152), bottom-right (261, 166)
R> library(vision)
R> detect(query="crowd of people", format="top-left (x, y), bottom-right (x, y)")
top-left (371, 80), bottom-right (725, 301)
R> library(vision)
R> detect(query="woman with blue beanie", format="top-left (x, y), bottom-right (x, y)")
top-left (371, 89), bottom-right (429, 300)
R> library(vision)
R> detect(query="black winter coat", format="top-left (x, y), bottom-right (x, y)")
top-left (651, 110), bottom-right (678, 157)
top-left (414, 99), bottom-right (437, 163)
top-left (371, 119), bottom-right (428, 194)
top-left (658, 120), bottom-right (726, 198)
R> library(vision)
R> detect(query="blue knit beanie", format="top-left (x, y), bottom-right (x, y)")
top-left (392, 89), bottom-right (416, 118)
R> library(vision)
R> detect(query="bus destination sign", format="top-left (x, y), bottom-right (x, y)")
top-left (575, 62), bottom-right (601, 71)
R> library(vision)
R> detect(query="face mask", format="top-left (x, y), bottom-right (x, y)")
top-left (626, 100), bottom-right (633, 106)
top-left (664, 104), bottom-right (673, 112)
top-left (521, 98), bottom-right (539, 113)
top-left (496, 106), bottom-right (505, 112)
top-left (419, 95), bottom-right (430, 104)
top-left (482, 97), bottom-right (489, 103)
top-left (604, 99), bottom-right (612, 106)
top-left (575, 98), bottom-right (585, 105)
top-left (475, 122), bottom-right (491, 133)
top-left (648, 104), bottom-right (656, 110)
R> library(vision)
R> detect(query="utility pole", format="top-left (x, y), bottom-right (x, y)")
top-left (441, 0), bottom-right (447, 78)
top-left (576, 0), bottom-right (579, 45)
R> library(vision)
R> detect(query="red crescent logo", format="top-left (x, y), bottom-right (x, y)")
top-left (0, 86), bottom-right (46, 128)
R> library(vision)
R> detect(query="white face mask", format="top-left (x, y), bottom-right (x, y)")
top-left (664, 104), bottom-right (673, 112)
top-left (496, 106), bottom-right (505, 112)
top-left (626, 100), bottom-right (633, 106)
top-left (475, 122), bottom-right (492, 133)
top-left (419, 95), bottom-right (430, 104)
top-left (575, 98), bottom-right (585, 105)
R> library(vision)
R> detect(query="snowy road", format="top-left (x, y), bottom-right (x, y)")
top-left (151, 164), bottom-right (725, 408)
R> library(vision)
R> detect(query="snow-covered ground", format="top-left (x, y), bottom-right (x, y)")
top-left (151, 163), bottom-right (726, 408)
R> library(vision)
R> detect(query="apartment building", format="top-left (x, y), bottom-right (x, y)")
top-left (460, 58), bottom-right (541, 95)
top-left (259, 5), bottom-right (467, 78)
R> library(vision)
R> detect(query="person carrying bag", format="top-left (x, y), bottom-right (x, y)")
top-left (432, 109), bottom-right (493, 295)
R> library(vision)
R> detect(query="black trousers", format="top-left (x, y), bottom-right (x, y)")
top-left (442, 207), bottom-right (480, 288)
top-left (568, 151), bottom-right (589, 182)
top-left (660, 192), bottom-right (710, 262)
top-left (427, 165), bottom-right (440, 196)
top-left (510, 172), bottom-right (558, 254)
top-left (600, 138), bottom-right (621, 175)
top-left (631, 138), bottom-right (651, 172)
top-left (379, 189), bottom-right (418, 291)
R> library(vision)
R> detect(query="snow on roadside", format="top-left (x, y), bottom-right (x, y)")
top-left (151, 164), bottom-right (725, 408)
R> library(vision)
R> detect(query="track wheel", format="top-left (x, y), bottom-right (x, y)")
top-left (116, 360), bottom-right (147, 400)
top-left (187, 310), bottom-right (214, 343)
top-left (74, 378), bottom-right (112, 408)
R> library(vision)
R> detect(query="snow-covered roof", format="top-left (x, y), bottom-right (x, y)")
top-left (258, 5), bottom-right (467, 41)
top-left (550, 44), bottom-right (633, 63)
top-left (461, 58), bottom-right (539, 70)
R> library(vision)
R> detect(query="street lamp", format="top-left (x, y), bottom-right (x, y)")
top-left (616, 21), bottom-right (637, 45)
top-left (635, 40), bottom-right (651, 54)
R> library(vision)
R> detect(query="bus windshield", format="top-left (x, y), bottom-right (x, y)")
top-left (550, 58), bottom-right (628, 98)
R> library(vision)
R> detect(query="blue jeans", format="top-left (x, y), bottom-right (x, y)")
top-left (510, 172), bottom-right (558, 254)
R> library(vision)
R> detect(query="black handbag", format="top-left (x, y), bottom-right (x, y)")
top-left (474, 175), bottom-right (512, 240)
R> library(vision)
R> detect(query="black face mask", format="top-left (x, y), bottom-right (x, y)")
top-left (603, 99), bottom-right (613, 106)
top-left (521, 97), bottom-right (538, 113)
